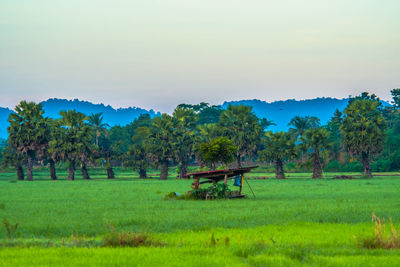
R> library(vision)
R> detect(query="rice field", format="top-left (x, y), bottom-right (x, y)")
top-left (0, 167), bottom-right (399, 266)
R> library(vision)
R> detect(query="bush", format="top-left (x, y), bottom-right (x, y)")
top-left (103, 225), bottom-right (162, 247)
top-left (324, 160), bottom-right (343, 172)
top-left (359, 213), bottom-right (400, 249)
top-left (371, 158), bottom-right (391, 172)
top-left (342, 161), bottom-right (363, 172)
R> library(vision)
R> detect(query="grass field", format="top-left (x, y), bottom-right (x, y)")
top-left (0, 167), bottom-right (400, 266)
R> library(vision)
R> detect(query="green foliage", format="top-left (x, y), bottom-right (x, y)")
top-left (190, 183), bottom-right (231, 200)
top-left (391, 88), bottom-right (400, 109)
top-left (289, 116), bottom-right (320, 138)
top-left (260, 131), bottom-right (297, 163)
top-left (219, 105), bottom-right (263, 166)
top-left (340, 98), bottom-right (386, 176)
top-left (58, 110), bottom-right (94, 178)
top-left (199, 137), bottom-right (237, 170)
top-left (172, 107), bottom-right (198, 177)
top-left (88, 112), bottom-right (109, 146)
top-left (7, 101), bottom-right (50, 180)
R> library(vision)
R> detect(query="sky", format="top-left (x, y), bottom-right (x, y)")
top-left (1, 0), bottom-right (399, 112)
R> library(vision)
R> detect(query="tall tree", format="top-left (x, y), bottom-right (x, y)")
top-left (199, 137), bottom-right (237, 170)
top-left (7, 101), bottom-right (49, 181)
top-left (259, 131), bottom-right (297, 179)
top-left (340, 99), bottom-right (386, 177)
top-left (59, 110), bottom-right (93, 180)
top-left (146, 114), bottom-right (175, 180)
top-left (325, 110), bottom-right (344, 162)
top-left (88, 112), bottom-right (109, 146)
top-left (219, 105), bottom-right (263, 168)
top-left (46, 118), bottom-right (64, 180)
top-left (173, 107), bottom-right (198, 178)
top-left (127, 126), bottom-right (151, 178)
top-left (300, 128), bottom-right (331, 178)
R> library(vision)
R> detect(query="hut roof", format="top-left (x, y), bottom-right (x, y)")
top-left (185, 166), bottom-right (258, 183)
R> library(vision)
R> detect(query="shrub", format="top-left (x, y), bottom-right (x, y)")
top-left (103, 225), bottom-right (162, 247)
top-left (191, 183), bottom-right (231, 200)
top-left (359, 213), bottom-right (400, 249)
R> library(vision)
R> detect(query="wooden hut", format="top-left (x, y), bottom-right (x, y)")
top-left (184, 166), bottom-right (257, 198)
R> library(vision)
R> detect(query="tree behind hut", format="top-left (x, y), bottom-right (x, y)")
top-left (219, 105), bottom-right (262, 168)
top-left (199, 137), bottom-right (237, 170)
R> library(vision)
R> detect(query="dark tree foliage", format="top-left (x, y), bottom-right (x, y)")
top-left (7, 101), bottom-right (50, 181)
top-left (219, 105), bottom-right (263, 168)
top-left (259, 131), bottom-right (297, 179)
top-left (340, 99), bottom-right (386, 177)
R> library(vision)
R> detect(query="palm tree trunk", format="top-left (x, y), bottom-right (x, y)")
top-left (107, 167), bottom-right (115, 179)
top-left (178, 163), bottom-right (187, 178)
top-left (211, 162), bottom-right (216, 171)
top-left (49, 159), bottom-right (57, 180)
top-left (68, 166), bottom-right (75, 180)
top-left (27, 155), bottom-right (33, 181)
top-left (312, 150), bottom-right (323, 179)
top-left (275, 158), bottom-right (285, 179)
top-left (160, 160), bottom-right (168, 180)
top-left (106, 154), bottom-right (114, 179)
top-left (16, 164), bottom-right (24, 180)
top-left (81, 163), bottom-right (90, 179)
top-left (139, 167), bottom-right (147, 179)
top-left (361, 152), bottom-right (372, 178)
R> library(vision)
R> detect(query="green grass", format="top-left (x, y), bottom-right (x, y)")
top-left (0, 167), bottom-right (400, 266)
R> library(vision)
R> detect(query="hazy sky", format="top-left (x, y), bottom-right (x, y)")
top-left (1, 0), bottom-right (399, 112)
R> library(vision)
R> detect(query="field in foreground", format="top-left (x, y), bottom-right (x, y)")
top-left (0, 168), bottom-right (400, 266)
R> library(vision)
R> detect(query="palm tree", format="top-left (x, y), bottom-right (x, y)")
top-left (173, 107), bottom-right (198, 178)
top-left (88, 113), bottom-right (109, 146)
top-left (7, 101), bottom-right (50, 181)
top-left (300, 128), bottom-right (331, 178)
top-left (146, 114), bottom-right (175, 180)
top-left (340, 99), bottom-right (386, 177)
top-left (59, 110), bottom-right (93, 180)
top-left (219, 105), bottom-right (263, 168)
top-left (259, 131), bottom-right (297, 179)
top-left (288, 116), bottom-right (320, 139)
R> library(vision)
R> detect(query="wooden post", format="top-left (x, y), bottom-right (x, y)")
top-left (224, 174), bottom-right (228, 185)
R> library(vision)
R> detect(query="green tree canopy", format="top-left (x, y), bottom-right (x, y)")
top-left (59, 110), bottom-right (94, 180)
top-left (300, 127), bottom-right (331, 178)
top-left (7, 101), bottom-right (50, 180)
top-left (259, 131), bottom-right (297, 179)
top-left (219, 105), bottom-right (263, 168)
top-left (340, 99), bottom-right (386, 177)
top-left (146, 113), bottom-right (175, 180)
top-left (199, 137), bottom-right (237, 170)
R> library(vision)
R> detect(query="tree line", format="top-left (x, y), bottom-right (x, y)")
top-left (1, 90), bottom-right (399, 180)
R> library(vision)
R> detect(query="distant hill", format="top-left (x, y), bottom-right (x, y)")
top-left (41, 98), bottom-right (160, 125)
top-left (0, 97), bottom-right (391, 139)
top-left (0, 99), bottom-right (160, 139)
top-left (0, 107), bottom-right (12, 139)
top-left (222, 98), bottom-right (351, 131)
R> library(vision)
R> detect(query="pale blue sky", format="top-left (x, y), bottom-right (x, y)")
top-left (1, 0), bottom-right (399, 112)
